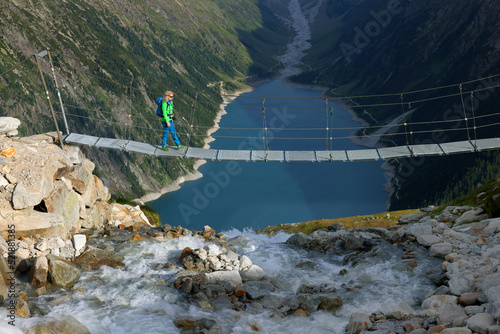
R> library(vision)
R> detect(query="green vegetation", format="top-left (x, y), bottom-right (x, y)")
top-left (139, 205), bottom-right (162, 227)
top-left (429, 173), bottom-right (500, 219)
top-left (111, 198), bottom-right (161, 226)
top-left (257, 209), bottom-right (419, 236)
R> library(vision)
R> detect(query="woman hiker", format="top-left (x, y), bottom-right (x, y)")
top-left (160, 90), bottom-right (186, 151)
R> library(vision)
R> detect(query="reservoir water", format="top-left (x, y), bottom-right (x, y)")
top-left (149, 79), bottom-right (388, 232)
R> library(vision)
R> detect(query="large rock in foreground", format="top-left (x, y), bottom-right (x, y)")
top-left (47, 254), bottom-right (80, 289)
top-left (26, 315), bottom-right (91, 334)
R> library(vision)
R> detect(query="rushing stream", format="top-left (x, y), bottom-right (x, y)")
top-left (12, 230), bottom-right (440, 333)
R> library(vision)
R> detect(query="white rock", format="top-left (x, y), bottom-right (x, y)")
top-left (422, 295), bottom-right (458, 310)
top-left (201, 270), bottom-right (242, 288)
top-left (240, 264), bottom-right (266, 281)
top-left (193, 248), bottom-right (207, 260)
top-left (205, 244), bottom-right (221, 257)
top-left (239, 255), bottom-right (252, 270)
top-left (0, 176), bottom-right (8, 187)
top-left (35, 240), bottom-right (48, 252)
top-left (72, 234), bottom-right (86, 253)
top-left (207, 256), bottom-right (222, 271)
top-left (0, 117), bottom-right (21, 135)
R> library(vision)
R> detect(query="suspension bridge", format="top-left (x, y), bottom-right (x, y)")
top-left (56, 71), bottom-right (500, 162)
top-left (2, 51), bottom-right (500, 162)
top-left (63, 133), bottom-right (500, 162)
top-left (14, 53), bottom-right (499, 162)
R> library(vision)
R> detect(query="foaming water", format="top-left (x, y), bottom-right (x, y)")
top-left (15, 231), bottom-right (439, 333)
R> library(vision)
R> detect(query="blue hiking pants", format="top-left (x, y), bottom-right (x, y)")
top-left (162, 121), bottom-right (181, 147)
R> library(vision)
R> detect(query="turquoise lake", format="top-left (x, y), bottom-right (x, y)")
top-left (149, 79), bottom-right (388, 232)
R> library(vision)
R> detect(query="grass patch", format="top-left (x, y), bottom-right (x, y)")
top-left (110, 198), bottom-right (161, 227)
top-left (257, 209), bottom-right (420, 236)
top-left (140, 205), bottom-right (161, 227)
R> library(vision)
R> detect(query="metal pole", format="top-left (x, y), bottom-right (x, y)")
top-left (47, 50), bottom-right (69, 134)
top-left (35, 53), bottom-right (64, 150)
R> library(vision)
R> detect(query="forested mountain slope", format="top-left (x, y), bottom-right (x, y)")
top-left (293, 0), bottom-right (500, 209)
top-left (0, 0), bottom-right (292, 198)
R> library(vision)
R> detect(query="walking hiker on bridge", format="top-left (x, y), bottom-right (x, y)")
top-left (160, 90), bottom-right (185, 151)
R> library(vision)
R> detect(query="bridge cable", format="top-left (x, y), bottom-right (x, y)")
top-left (470, 91), bottom-right (478, 149)
top-left (262, 98), bottom-right (269, 160)
top-left (459, 84), bottom-right (472, 142)
top-left (186, 93), bottom-right (199, 148)
top-left (329, 107), bottom-right (334, 161)
top-left (408, 103), bottom-right (414, 150)
top-left (400, 94), bottom-right (411, 153)
top-left (324, 99), bottom-right (329, 150)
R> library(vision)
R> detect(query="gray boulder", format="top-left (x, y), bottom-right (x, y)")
top-left (285, 232), bottom-right (312, 248)
top-left (441, 328), bottom-right (472, 334)
top-left (406, 223), bottom-right (433, 238)
top-left (467, 313), bottom-right (495, 334)
top-left (455, 208), bottom-right (489, 226)
top-left (438, 304), bottom-right (467, 327)
top-left (347, 312), bottom-right (372, 334)
top-left (429, 242), bottom-right (453, 258)
top-left (480, 273), bottom-right (500, 291)
top-left (26, 315), bottom-right (90, 334)
top-left (201, 270), bottom-right (242, 288)
top-left (47, 254), bottom-right (81, 289)
top-left (398, 211), bottom-right (427, 224)
top-left (417, 234), bottom-right (442, 247)
top-left (240, 264), bottom-right (266, 281)
top-left (422, 295), bottom-right (458, 310)
top-left (28, 255), bottom-right (48, 287)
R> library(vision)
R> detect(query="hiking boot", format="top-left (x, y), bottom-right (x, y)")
top-left (161, 146), bottom-right (169, 152)
top-left (177, 144), bottom-right (186, 149)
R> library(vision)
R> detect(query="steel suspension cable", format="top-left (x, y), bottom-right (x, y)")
top-left (470, 91), bottom-right (478, 148)
top-left (329, 107), bottom-right (334, 161)
top-left (459, 84), bottom-right (472, 141)
top-left (400, 94), bottom-right (410, 148)
top-left (324, 99), bottom-right (329, 150)
top-left (262, 98), bottom-right (269, 155)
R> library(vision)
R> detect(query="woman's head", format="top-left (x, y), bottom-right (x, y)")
top-left (163, 90), bottom-right (174, 101)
